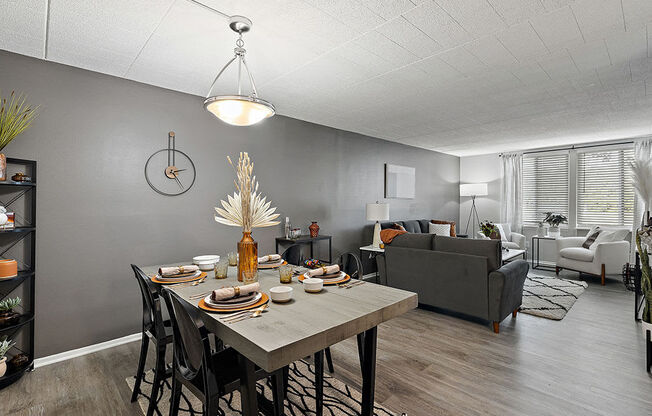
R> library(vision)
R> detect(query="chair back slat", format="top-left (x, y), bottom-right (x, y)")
top-left (281, 244), bottom-right (304, 266)
top-left (131, 264), bottom-right (166, 337)
top-left (161, 288), bottom-right (208, 377)
top-left (338, 252), bottom-right (363, 279)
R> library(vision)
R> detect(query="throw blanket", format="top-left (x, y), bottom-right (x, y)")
top-left (211, 282), bottom-right (260, 301)
top-left (306, 264), bottom-right (340, 277)
top-left (258, 254), bottom-right (282, 263)
top-left (380, 229), bottom-right (407, 244)
top-left (159, 265), bottom-right (199, 276)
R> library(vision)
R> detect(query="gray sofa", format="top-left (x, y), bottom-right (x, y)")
top-left (377, 233), bottom-right (528, 333)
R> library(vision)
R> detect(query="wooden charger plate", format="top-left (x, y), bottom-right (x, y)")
top-left (258, 260), bottom-right (288, 269)
top-left (151, 272), bottom-right (207, 284)
top-left (199, 293), bottom-right (269, 313)
top-left (298, 273), bottom-right (351, 286)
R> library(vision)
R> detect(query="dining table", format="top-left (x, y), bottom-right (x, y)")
top-left (141, 262), bottom-right (418, 416)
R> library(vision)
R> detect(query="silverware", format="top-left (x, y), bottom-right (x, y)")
top-left (191, 276), bottom-right (206, 286)
top-left (346, 281), bottom-right (365, 289)
top-left (226, 306), bottom-right (267, 324)
top-left (189, 291), bottom-right (212, 300)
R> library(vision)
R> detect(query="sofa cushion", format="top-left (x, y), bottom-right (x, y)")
top-left (389, 233), bottom-right (434, 250)
top-left (417, 219), bottom-right (431, 233)
top-left (560, 247), bottom-right (594, 262)
top-left (381, 221), bottom-right (401, 230)
top-left (428, 222), bottom-right (451, 236)
top-left (434, 236), bottom-right (501, 273)
top-left (431, 220), bottom-right (456, 236)
top-left (402, 220), bottom-right (422, 234)
top-left (502, 241), bottom-right (520, 250)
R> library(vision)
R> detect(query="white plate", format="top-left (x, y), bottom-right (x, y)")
top-left (155, 270), bottom-right (201, 282)
top-left (204, 292), bottom-right (262, 309)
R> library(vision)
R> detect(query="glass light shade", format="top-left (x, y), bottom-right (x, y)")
top-left (204, 95), bottom-right (275, 126)
top-left (366, 203), bottom-right (389, 221)
top-left (460, 183), bottom-right (488, 197)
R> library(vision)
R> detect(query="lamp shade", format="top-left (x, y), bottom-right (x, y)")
top-left (366, 203), bottom-right (389, 221)
top-left (204, 96), bottom-right (275, 126)
top-left (460, 183), bottom-right (488, 197)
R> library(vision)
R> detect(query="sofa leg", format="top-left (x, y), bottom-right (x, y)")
top-left (493, 322), bottom-right (500, 333)
top-left (601, 264), bottom-right (606, 286)
top-left (555, 266), bottom-right (560, 275)
top-left (512, 309), bottom-right (518, 318)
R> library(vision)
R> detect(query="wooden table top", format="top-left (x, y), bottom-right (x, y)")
top-left (141, 263), bottom-right (417, 372)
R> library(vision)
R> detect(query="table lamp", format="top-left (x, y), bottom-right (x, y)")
top-left (366, 202), bottom-right (389, 248)
top-left (460, 183), bottom-right (488, 238)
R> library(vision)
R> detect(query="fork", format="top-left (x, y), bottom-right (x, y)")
top-left (188, 291), bottom-right (212, 300)
top-left (222, 304), bottom-right (268, 323)
top-left (225, 306), bottom-right (267, 324)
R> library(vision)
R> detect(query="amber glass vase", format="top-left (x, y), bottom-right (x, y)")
top-left (237, 231), bottom-right (258, 282)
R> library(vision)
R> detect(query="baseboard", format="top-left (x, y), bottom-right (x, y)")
top-left (34, 332), bottom-right (141, 368)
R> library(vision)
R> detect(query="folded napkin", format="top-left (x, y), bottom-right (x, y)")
top-left (211, 282), bottom-right (260, 302)
top-left (306, 264), bottom-right (340, 277)
top-left (159, 265), bottom-right (199, 276)
top-left (258, 254), bottom-right (282, 264)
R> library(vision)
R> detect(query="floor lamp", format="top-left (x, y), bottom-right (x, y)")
top-left (460, 183), bottom-right (488, 238)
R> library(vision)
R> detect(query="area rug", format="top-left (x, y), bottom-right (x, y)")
top-left (519, 273), bottom-right (588, 320)
top-left (126, 359), bottom-right (398, 416)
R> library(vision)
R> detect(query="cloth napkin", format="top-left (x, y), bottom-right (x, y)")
top-left (211, 282), bottom-right (260, 302)
top-left (306, 264), bottom-right (340, 277)
top-left (159, 265), bottom-right (199, 276)
top-left (258, 254), bottom-right (282, 263)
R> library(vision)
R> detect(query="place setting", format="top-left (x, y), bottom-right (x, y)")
top-left (150, 265), bottom-right (207, 285)
top-left (257, 253), bottom-right (287, 269)
top-left (298, 264), bottom-right (350, 286)
top-left (197, 282), bottom-right (270, 319)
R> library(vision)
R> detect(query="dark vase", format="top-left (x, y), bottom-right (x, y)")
top-left (0, 311), bottom-right (19, 327)
top-left (309, 221), bottom-right (320, 238)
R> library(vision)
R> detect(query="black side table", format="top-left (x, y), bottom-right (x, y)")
top-left (531, 235), bottom-right (557, 271)
top-left (275, 235), bottom-right (332, 264)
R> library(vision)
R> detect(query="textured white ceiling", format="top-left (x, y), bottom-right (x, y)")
top-left (2, 0), bottom-right (652, 156)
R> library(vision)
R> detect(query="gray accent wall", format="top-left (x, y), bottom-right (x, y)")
top-left (0, 50), bottom-right (459, 357)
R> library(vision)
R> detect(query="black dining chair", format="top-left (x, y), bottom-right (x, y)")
top-left (323, 252), bottom-right (365, 374)
top-left (161, 287), bottom-right (286, 416)
top-left (130, 264), bottom-right (173, 416)
top-left (281, 243), bottom-right (304, 266)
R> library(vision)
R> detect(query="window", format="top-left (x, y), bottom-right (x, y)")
top-left (522, 152), bottom-right (569, 225)
top-left (577, 148), bottom-right (634, 227)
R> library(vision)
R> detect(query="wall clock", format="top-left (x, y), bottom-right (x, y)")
top-left (145, 131), bottom-right (196, 196)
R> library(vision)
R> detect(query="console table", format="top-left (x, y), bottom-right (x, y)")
top-left (275, 235), bottom-right (332, 264)
top-left (531, 235), bottom-right (557, 271)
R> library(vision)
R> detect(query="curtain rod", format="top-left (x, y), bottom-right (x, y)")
top-left (499, 140), bottom-right (635, 157)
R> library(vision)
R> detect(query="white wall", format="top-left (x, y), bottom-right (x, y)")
top-left (459, 154), bottom-right (501, 236)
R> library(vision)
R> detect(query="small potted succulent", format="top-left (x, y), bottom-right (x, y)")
top-left (0, 297), bottom-right (20, 327)
top-left (543, 212), bottom-right (567, 238)
top-left (0, 335), bottom-right (15, 377)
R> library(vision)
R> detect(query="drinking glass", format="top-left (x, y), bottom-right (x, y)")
top-left (214, 260), bottom-right (229, 279)
top-left (228, 251), bottom-right (238, 266)
top-left (279, 264), bottom-right (293, 284)
top-left (243, 269), bottom-right (258, 284)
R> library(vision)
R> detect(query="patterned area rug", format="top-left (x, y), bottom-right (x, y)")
top-left (126, 359), bottom-right (398, 416)
top-left (519, 273), bottom-right (588, 320)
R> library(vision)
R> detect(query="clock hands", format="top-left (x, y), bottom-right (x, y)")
top-left (173, 174), bottom-right (183, 189)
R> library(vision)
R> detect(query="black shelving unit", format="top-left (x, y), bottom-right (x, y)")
top-left (0, 158), bottom-right (36, 390)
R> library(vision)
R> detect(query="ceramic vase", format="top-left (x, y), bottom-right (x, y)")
top-left (0, 357), bottom-right (6, 377)
top-left (237, 231), bottom-right (258, 282)
top-left (0, 154), bottom-right (6, 181)
top-left (309, 221), bottom-right (320, 238)
top-left (548, 226), bottom-right (560, 238)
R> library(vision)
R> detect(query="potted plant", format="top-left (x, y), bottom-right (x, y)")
top-left (543, 212), bottom-right (567, 237)
top-left (0, 297), bottom-right (20, 327)
top-left (0, 335), bottom-right (15, 377)
top-left (0, 91), bottom-right (38, 180)
top-left (480, 221), bottom-right (497, 238)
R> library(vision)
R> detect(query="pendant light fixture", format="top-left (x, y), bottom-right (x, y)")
top-left (203, 15), bottom-right (275, 126)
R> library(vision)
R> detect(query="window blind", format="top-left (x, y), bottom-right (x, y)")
top-left (522, 152), bottom-right (569, 224)
top-left (577, 148), bottom-right (634, 227)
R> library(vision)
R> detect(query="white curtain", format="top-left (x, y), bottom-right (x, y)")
top-left (631, 137), bottom-right (652, 260)
top-left (500, 153), bottom-right (523, 232)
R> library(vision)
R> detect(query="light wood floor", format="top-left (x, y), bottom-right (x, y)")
top-left (2, 270), bottom-right (651, 415)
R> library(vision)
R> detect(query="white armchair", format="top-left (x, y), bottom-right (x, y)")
top-left (476, 223), bottom-right (526, 250)
top-left (555, 229), bottom-right (630, 285)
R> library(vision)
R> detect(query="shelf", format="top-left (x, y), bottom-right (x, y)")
top-left (0, 313), bottom-right (34, 333)
top-left (0, 181), bottom-right (35, 187)
top-left (0, 362), bottom-right (32, 389)
top-left (0, 227), bottom-right (35, 233)
top-left (0, 270), bottom-right (35, 284)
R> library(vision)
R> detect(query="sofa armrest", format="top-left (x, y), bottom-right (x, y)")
top-left (510, 232), bottom-right (526, 249)
top-left (488, 260), bottom-right (529, 322)
top-left (594, 240), bottom-right (630, 274)
top-left (556, 236), bottom-right (585, 250)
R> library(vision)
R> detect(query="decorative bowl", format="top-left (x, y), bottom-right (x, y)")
top-left (193, 255), bottom-right (220, 270)
top-left (303, 278), bottom-right (323, 293)
top-left (270, 286), bottom-right (293, 303)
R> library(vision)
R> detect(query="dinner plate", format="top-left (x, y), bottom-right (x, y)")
top-left (299, 272), bottom-right (350, 286)
top-left (258, 260), bottom-right (287, 269)
top-left (199, 293), bottom-right (269, 313)
top-left (210, 292), bottom-right (257, 305)
top-left (151, 271), bottom-right (205, 284)
top-left (205, 292), bottom-right (262, 309)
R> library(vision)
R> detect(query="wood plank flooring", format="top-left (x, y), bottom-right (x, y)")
top-left (2, 270), bottom-right (651, 415)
